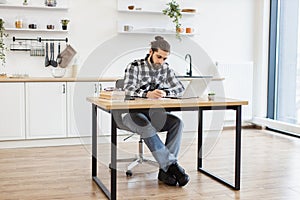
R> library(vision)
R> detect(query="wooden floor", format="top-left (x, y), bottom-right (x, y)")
top-left (1, 128), bottom-right (300, 200)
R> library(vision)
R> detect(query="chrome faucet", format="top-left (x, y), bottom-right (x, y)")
top-left (185, 54), bottom-right (192, 77)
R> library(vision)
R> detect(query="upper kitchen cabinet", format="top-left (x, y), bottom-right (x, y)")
top-left (117, 0), bottom-right (197, 35)
top-left (25, 82), bottom-right (67, 139)
top-left (0, 82), bottom-right (25, 141)
top-left (0, 0), bottom-right (69, 33)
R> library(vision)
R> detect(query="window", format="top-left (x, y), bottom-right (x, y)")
top-left (268, 0), bottom-right (300, 132)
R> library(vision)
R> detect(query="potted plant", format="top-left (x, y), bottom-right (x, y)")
top-left (0, 18), bottom-right (8, 70)
top-left (208, 92), bottom-right (216, 101)
top-left (162, 0), bottom-right (182, 39)
top-left (61, 19), bottom-right (70, 30)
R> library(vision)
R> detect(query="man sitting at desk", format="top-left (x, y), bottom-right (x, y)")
top-left (121, 36), bottom-right (190, 186)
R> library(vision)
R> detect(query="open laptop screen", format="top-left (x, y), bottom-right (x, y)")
top-left (167, 77), bottom-right (212, 99)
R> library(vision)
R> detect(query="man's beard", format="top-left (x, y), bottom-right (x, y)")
top-left (150, 55), bottom-right (162, 69)
top-left (152, 63), bottom-right (162, 69)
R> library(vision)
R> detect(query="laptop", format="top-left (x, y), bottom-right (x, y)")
top-left (167, 77), bottom-right (212, 99)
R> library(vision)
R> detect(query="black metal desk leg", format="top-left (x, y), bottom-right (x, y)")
top-left (235, 105), bottom-right (242, 190)
top-left (92, 104), bottom-right (97, 177)
top-left (111, 113), bottom-right (117, 200)
top-left (92, 105), bottom-right (111, 199)
top-left (198, 108), bottom-right (203, 169)
top-left (197, 106), bottom-right (241, 190)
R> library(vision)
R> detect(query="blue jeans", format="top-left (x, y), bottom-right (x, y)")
top-left (122, 110), bottom-right (183, 172)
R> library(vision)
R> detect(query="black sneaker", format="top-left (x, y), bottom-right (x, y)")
top-left (158, 169), bottom-right (177, 186)
top-left (167, 163), bottom-right (190, 186)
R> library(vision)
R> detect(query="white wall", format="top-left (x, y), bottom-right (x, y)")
top-left (2, 0), bottom-right (267, 119)
top-left (2, 0), bottom-right (257, 74)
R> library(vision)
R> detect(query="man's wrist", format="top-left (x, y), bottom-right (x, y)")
top-left (144, 92), bottom-right (149, 98)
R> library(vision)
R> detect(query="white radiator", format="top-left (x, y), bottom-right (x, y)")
top-left (180, 62), bottom-right (253, 132)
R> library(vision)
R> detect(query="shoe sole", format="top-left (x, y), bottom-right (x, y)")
top-left (178, 175), bottom-right (190, 187)
top-left (158, 171), bottom-right (177, 186)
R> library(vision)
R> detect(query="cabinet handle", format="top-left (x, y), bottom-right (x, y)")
top-left (94, 84), bottom-right (97, 94)
top-left (62, 84), bottom-right (66, 94)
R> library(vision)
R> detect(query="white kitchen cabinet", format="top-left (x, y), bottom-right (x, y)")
top-left (25, 82), bottom-right (67, 139)
top-left (67, 82), bottom-right (101, 137)
top-left (0, 83), bottom-right (25, 141)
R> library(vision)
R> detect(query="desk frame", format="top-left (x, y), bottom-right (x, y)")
top-left (91, 104), bottom-right (241, 200)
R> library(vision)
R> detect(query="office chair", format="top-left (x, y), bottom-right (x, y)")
top-left (111, 79), bottom-right (158, 177)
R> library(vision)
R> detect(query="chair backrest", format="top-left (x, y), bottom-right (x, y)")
top-left (115, 79), bottom-right (124, 90)
top-left (113, 79), bottom-right (132, 131)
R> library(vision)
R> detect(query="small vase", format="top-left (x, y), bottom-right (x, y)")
top-left (208, 94), bottom-right (215, 101)
top-left (176, 27), bottom-right (184, 33)
top-left (62, 25), bottom-right (67, 30)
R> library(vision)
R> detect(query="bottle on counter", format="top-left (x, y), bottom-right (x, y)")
top-left (71, 58), bottom-right (78, 78)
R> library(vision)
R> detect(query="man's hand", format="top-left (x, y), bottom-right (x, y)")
top-left (146, 89), bottom-right (166, 99)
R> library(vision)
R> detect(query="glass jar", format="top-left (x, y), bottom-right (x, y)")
top-left (45, 0), bottom-right (57, 7)
top-left (15, 19), bottom-right (23, 28)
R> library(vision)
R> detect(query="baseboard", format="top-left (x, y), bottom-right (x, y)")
top-left (0, 137), bottom-right (88, 149)
top-left (0, 122), bottom-right (258, 149)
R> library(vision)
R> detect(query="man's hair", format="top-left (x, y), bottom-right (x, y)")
top-left (150, 36), bottom-right (170, 53)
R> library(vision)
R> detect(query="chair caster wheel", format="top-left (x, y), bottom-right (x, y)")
top-left (126, 170), bottom-right (133, 177)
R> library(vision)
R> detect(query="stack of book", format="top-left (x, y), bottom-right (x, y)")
top-left (99, 90), bottom-right (125, 100)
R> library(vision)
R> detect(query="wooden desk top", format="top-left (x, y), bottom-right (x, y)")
top-left (87, 97), bottom-right (248, 111)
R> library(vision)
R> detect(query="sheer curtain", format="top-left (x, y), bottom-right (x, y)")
top-left (276, 0), bottom-right (299, 124)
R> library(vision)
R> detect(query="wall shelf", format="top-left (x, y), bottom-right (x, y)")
top-left (0, 4), bottom-right (68, 10)
top-left (1, 2), bottom-right (69, 34)
top-left (118, 30), bottom-right (194, 36)
top-left (117, 0), bottom-right (197, 36)
top-left (118, 9), bottom-right (196, 16)
top-left (5, 28), bottom-right (68, 33)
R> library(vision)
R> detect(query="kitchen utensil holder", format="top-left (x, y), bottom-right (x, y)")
top-left (10, 42), bottom-right (31, 51)
top-left (10, 37), bottom-right (68, 53)
top-left (30, 41), bottom-right (45, 57)
top-left (12, 36), bottom-right (68, 43)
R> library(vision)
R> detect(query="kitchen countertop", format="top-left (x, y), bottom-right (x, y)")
top-left (0, 77), bottom-right (122, 82)
top-left (0, 76), bottom-right (224, 83)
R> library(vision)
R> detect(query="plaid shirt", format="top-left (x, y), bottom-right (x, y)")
top-left (123, 54), bottom-right (185, 97)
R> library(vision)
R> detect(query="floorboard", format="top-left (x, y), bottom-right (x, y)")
top-left (0, 129), bottom-right (300, 199)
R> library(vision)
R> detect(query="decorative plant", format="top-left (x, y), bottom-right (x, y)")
top-left (61, 19), bottom-right (70, 26)
top-left (208, 92), bottom-right (216, 101)
top-left (162, 0), bottom-right (182, 39)
top-left (61, 19), bottom-right (70, 30)
top-left (0, 18), bottom-right (8, 67)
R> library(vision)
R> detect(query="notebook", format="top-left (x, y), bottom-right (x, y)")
top-left (167, 77), bottom-right (212, 99)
